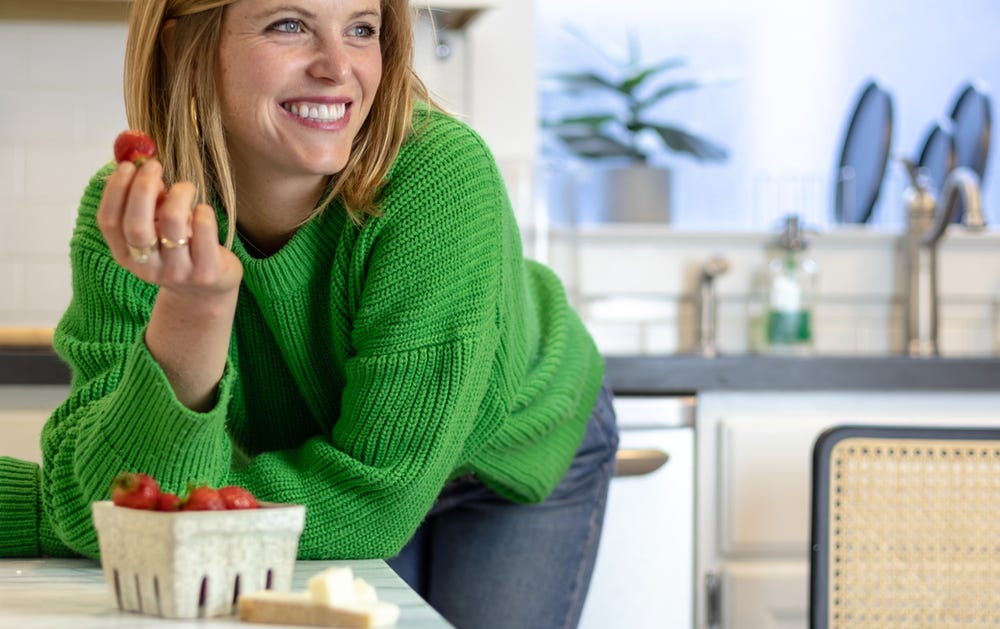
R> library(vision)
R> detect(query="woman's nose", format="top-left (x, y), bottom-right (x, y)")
top-left (309, 36), bottom-right (351, 82)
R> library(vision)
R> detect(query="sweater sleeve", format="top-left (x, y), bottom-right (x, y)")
top-left (40, 167), bottom-right (238, 558)
top-left (224, 113), bottom-right (510, 558)
top-left (0, 456), bottom-right (75, 557)
top-left (0, 456), bottom-right (43, 556)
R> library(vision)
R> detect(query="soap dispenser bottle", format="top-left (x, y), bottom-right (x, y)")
top-left (762, 215), bottom-right (817, 354)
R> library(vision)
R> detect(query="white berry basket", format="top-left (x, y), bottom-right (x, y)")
top-left (91, 500), bottom-right (306, 619)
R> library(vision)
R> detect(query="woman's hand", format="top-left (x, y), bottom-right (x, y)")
top-left (97, 159), bottom-right (242, 298)
top-left (96, 159), bottom-right (243, 411)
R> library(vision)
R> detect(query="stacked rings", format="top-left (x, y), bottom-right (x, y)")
top-left (160, 236), bottom-right (189, 249)
top-left (125, 235), bottom-right (189, 264)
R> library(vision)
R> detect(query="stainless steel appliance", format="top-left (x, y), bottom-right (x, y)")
top-left (579, 395), bottom-right (696, 629)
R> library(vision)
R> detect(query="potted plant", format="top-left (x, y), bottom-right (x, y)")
top-left (541, 29), bottom-right (730, 224)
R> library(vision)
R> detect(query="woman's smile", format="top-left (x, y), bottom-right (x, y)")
top-left (281, 100), bottom-right (350, 124)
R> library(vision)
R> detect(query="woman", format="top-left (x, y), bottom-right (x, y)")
top-left (0, 1), bottom-right (618, 627)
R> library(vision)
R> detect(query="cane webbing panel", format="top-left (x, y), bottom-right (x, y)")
top-left (826, 436), bottom-right (1000, 628)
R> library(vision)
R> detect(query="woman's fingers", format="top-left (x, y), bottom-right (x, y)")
top-left (157, 182), bottom-right (196, 246)
top-left (188, 204), bottom-right (217, 270)
top-left (121, 160), bottom-right (165, 262)
top-left (96, 160), bottom-right (138, 265)
top-left (154, 181), bottom-right (196, 280)
top-left (189, 203), bottom-right (242, 291)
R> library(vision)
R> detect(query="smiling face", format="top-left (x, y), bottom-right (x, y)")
top-left (216, 0), bottom-right (383, 189)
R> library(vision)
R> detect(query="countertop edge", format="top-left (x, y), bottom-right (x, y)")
top-left (4, 348), bottom-right (1000, 393)
top-left (0, 346), bottom-right (71, 386)
top-left (603, 354), bottom-right (1000, 394)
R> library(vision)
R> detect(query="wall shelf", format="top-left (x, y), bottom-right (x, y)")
top-left (0, 1), bottom-right (130, 21)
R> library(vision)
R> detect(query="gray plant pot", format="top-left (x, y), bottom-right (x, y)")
top-left (574, 164), bottom-right (673, 225)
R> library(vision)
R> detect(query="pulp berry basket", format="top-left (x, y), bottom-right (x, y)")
top-left (91, 500), bottom-right (305, 619)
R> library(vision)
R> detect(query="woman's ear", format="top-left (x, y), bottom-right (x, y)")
top-left (160, 18), bottom-right (178, 69)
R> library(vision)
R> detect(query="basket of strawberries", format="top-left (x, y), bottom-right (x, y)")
top-left (91, 471), bottom-right (305, 619)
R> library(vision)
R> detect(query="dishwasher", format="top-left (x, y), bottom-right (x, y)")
top-left (578, 394), bottom-right (696, 629)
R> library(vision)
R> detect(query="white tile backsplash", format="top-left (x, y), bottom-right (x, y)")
top-left (0, 26), bottom-right (28, 84)
top-left (4, 200), bottom-right (75, 256)
top-left (25, 144), bottom-right (114, 204)
top-left (539, 226), bottom-right (1000, 358)
top-left (0, 19), bottom-right (127, 327)
top-left (0, 88), bottom-right (90, 143)
top-left (0, 145), bottom-right (25, 200)
top-left (22, 260), bottom-right (71, 314)
top-left (0, 260), bottom-right (26, 313)
top-left (25, 22), bottom-right (125, 89)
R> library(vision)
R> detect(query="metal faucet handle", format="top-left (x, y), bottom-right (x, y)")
top-left (948, 167), bottom-right (986, 230)
top-left (897, 155), bottom-right (935, 192)
top-left (700, 255), bottom-right (731, 280)
top-left (922, 166), bottom-right (985, 246)
top-left (697, 255), bottom-right (730, 357)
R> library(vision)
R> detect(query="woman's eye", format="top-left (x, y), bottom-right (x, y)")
top-left (351, 24), bottom-right (378, 38)
top-left (269, 19), bottom-right (304, 34)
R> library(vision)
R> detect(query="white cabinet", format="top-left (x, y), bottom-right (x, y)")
top-left (694, 391), bottom-right (1000, 629)
top-left (0, 385), bottom-right (68, 464)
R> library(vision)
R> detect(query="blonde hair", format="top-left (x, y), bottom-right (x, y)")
top-left (123, 0), bottom-right (431, 248)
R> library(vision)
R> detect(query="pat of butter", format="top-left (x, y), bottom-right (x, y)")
top-left (243, 590), bottom-right (312, 604)
top-left (354, 577), bottom-right (377, 605)
top-left (308, 566), bottom-right (357, 606)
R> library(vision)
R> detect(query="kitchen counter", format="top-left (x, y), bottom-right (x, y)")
top-left (4, 346), bottom-right (1000, 393)
top-left (604, 354), bottom-right (1000, 395)
top-left (0, 557), bottom-right (452, 628)
top-left (0, 347), bottom-right (69, 386)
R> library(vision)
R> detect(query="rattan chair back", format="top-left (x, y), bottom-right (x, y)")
top-left (810, 424), bottom-right (1000, 628)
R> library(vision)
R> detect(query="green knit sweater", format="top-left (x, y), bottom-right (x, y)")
top-left (0, 108), bottom-right (604, 559)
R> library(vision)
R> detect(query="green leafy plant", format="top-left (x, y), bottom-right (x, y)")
top-left (542, 29), bottom-right (730, 164)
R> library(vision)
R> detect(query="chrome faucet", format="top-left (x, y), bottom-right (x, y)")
top-left (901, 160), bottom-right (986, 356)
top-left (696, 255), bottom-right (730, 357)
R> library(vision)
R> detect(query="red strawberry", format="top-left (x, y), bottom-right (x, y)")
top-left (156, 492), bottom-right (182, 512)
top-left (218, 485), bottom-right (260, 510)
top-left (182, 485), bottom-right (226, 511)
top-left (113, 129), bottom-right (157, 166)
top-left (111, 471), bottom-right (161, 510)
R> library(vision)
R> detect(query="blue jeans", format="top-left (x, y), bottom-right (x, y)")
top-left (387, 384), bottom-right (619, 629)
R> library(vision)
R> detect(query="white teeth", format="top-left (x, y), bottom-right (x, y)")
top-left (284, 102), bottom-right (346, 122)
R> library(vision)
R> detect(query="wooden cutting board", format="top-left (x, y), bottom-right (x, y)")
top-left (0, 327), bottom-right (55, 347)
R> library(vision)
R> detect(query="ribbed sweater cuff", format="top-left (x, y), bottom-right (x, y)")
top-left (0, 457), bottom-right (41, 557)
top-left (84, 340), bottom-right (235, 493)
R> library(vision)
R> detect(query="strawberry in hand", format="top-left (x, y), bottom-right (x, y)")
top-left (113, 129), bottom-right (157, 166)
top-left (111, 472), bottom-right (161, 510)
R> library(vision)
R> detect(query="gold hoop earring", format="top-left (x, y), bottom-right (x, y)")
top-left (189, 96), bottom-right (201, 140)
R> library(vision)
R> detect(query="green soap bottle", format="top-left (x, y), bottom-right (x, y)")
top-left (764, 215), bottom-right (817, 354)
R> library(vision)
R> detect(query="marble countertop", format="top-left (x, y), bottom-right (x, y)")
top-left (0, 557), bottom-right (451, 628)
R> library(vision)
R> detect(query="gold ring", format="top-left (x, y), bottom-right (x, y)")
top-left (159, 236), bottom-right (189, 249)
top-left (126, 239), bottom-right (158, 264)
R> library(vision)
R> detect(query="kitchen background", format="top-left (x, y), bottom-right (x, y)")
top-left (1, 0), bottom-right (999, 357)
top-left (2, 4), bottom-right (1000, 629)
